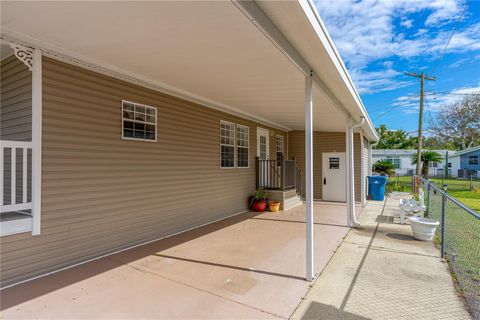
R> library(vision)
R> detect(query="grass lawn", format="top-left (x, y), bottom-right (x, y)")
top-left (391, 176), bottom-right (480, 213)
top-left (448, 190), bottom-right (480, 212)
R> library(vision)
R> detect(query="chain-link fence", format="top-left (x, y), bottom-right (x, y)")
top-left (417, 177), bottom-right (480, 319)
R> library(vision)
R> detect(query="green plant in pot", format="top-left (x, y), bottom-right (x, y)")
top-left (250, 189), bottom-right (269, 212)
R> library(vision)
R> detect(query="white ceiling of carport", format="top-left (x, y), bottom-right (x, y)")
top-left (1, 1), bottom-right (348, 132)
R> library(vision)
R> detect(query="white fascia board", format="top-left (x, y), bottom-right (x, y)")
top-left (233, 1), bottom-right (350, 119)
top-left (298, 0), bottom-right (379, 142)
top-left (1, 29), bottom-right (291, 133)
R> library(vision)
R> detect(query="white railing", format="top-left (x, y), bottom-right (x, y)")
top-left (1, 140), bottom-right (32, 213)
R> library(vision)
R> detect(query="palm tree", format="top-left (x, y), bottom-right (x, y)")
top-left (411, 151), bottom-right (443, 177)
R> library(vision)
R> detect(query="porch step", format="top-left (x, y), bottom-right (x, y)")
top-left (283, 193), bottom-right (303, 211)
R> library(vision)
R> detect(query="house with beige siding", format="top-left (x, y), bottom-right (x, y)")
top-left (0, 1), bottom-right (378, 288)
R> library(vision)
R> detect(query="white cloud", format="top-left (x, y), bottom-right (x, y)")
top-left (313, 0), bottom-right (478, 95)
top-left (400, 19), bottom-right (414, 28)
top-left (349, 68), bottom-right (413, 94)
top-left (383, 61), bottom-right (394, 68)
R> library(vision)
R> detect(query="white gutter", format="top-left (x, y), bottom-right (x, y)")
top-left (348, 116), bottom-right (364, 227)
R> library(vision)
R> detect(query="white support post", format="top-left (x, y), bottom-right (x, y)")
top-left (345, 118), bottom-right (352, 226)
top-left (360, 132), bottom-right (366, 207)
top-left (348, 122), bottom-right (357, 226)
top-left (32, 48), bottom-right (42, 235)
top-left (305, 71), bottom-right (314, 282)
top-left (11, 148), bottom-right (16, 205)
top-left (23, 148), bottom-right (28, 203)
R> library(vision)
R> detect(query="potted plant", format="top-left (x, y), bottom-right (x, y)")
top-left (249, 190), bottom-right (268, 212)
top-left (268, 200), bottom-right (280, 212)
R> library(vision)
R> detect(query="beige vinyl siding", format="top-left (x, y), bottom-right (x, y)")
top-left (288, 130), bottom-right (362, 201)
top-left (1, 55), bottom-right (33, 205)
top-left (0, 57), bottom-right (287, 287)
top-left (1, 55), bottom-right (32, 141)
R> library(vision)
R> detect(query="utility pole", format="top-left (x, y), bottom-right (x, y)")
top-left (405, 71), bottom-right (436, 177)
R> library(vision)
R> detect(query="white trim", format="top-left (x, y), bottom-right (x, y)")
top-left (1, 29), bottom-right (291, 133)
top-left (0, 209), bottom-right (249, 290)
top-left (121, 100), bottom-right (157, 142)
top-left (31, 48), bottom-right (42, 236)
top-left (0, 215), bottom-right (32, 237)
top-left (1, 203), bottom-right (32, 213)
top-left (9, 42), bottom-right (33, 71)
top-left (235, 124), bottom-right (250, 169)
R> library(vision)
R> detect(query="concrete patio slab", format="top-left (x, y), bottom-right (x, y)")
top-left (1, 202), bottom-right (360, 319)
top-left (292, 194), bottom-right (472, 320)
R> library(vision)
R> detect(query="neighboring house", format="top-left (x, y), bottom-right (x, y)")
top-left (0, 1), bottom-right (378, 287)
top-left (372, 149), bottom-right (454, 176)
top-left (449, 146), bottom-right (480, 178)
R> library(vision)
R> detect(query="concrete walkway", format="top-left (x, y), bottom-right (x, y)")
top-left (292, 193), bottom-right (472, 320)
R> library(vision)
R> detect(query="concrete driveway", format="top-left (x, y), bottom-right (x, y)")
top-left (1, 202), bottom-right (361, 319)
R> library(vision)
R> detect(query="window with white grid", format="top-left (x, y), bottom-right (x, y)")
top-left (276, 135), bottom-right (284, 161)
top-left (386, 156), bottom-right (401, 169)
top-left (220, 121), bottom-right (235, 168)
top-left (122, 101), bottom-right (157, 141)
top-left (236, 125), bottom-right (249, 168)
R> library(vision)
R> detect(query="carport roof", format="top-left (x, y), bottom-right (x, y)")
top-left (1, 0), bottom-right (378, 141)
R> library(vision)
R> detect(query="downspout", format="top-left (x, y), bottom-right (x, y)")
top-left (348, 116), bottom-right (365, 227)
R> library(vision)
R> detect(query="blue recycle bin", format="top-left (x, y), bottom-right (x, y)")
top-left (368, 176), bottom-right (387, 201)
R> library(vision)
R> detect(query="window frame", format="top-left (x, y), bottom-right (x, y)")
top-left (236, 124), bottom-right (250, 169)
top-left (276, 135), bottom-right (284, 161)
top-left (386, 156), bottom-right (401, 169)
top-left (469, 155), bottom-right (479, 165)
top-left (220, 120), bottom-right (236, 169)
top-left (121, 100), bottom-right (157, 142)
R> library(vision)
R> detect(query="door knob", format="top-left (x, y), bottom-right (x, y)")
top-left (323, 177), bottom-right (326, 185)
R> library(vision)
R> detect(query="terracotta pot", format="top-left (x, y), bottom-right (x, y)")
top-left (269, 201), bottom-right (280, 212)
top-left (251, 200), bottom-right (267, 212)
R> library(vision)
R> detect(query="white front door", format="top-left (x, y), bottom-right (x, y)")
top-left (322, 152), bottom-right (346, 202)
top-left (257, 128), bottom-right (269, 160)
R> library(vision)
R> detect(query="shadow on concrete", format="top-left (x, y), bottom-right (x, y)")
top-left (386, 232), bottom-right (415, 241)
top-left (251, 217), bottom-right (349, 228)
top-left (0, 211), bottom-right (264, 310)
top-left (153, 253), bottom-right (305, 281)
top-left (299, 301), bottom-right (371, 320)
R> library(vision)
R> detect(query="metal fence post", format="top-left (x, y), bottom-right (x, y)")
top-left (441, 185), bottom-right (447, 259)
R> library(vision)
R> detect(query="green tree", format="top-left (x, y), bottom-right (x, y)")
top-left (411, 151), bottom-right (443, 177)
top-left (374, 124), bottom-right (416, 149)
top-left (373, 159), bottom-right (395, 176)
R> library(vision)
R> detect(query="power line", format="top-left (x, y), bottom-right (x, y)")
top-left (373, 97), bottom-right (419, 120)
top-left (367, 94), bottom-right (419, 112)
top-left (424, 97), bottom-right (437, 128)
top-left (429, 1), bottom-right (469, 75)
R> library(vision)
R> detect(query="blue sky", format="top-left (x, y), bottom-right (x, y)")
top-left (314, 0), bottom-right (480, 134)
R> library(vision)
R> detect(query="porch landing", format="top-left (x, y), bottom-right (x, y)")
top-left (1, 202), bottom-right (359, 319)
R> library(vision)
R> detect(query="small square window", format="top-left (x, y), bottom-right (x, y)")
top-left (122, 101), bottom-right (157, 141)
